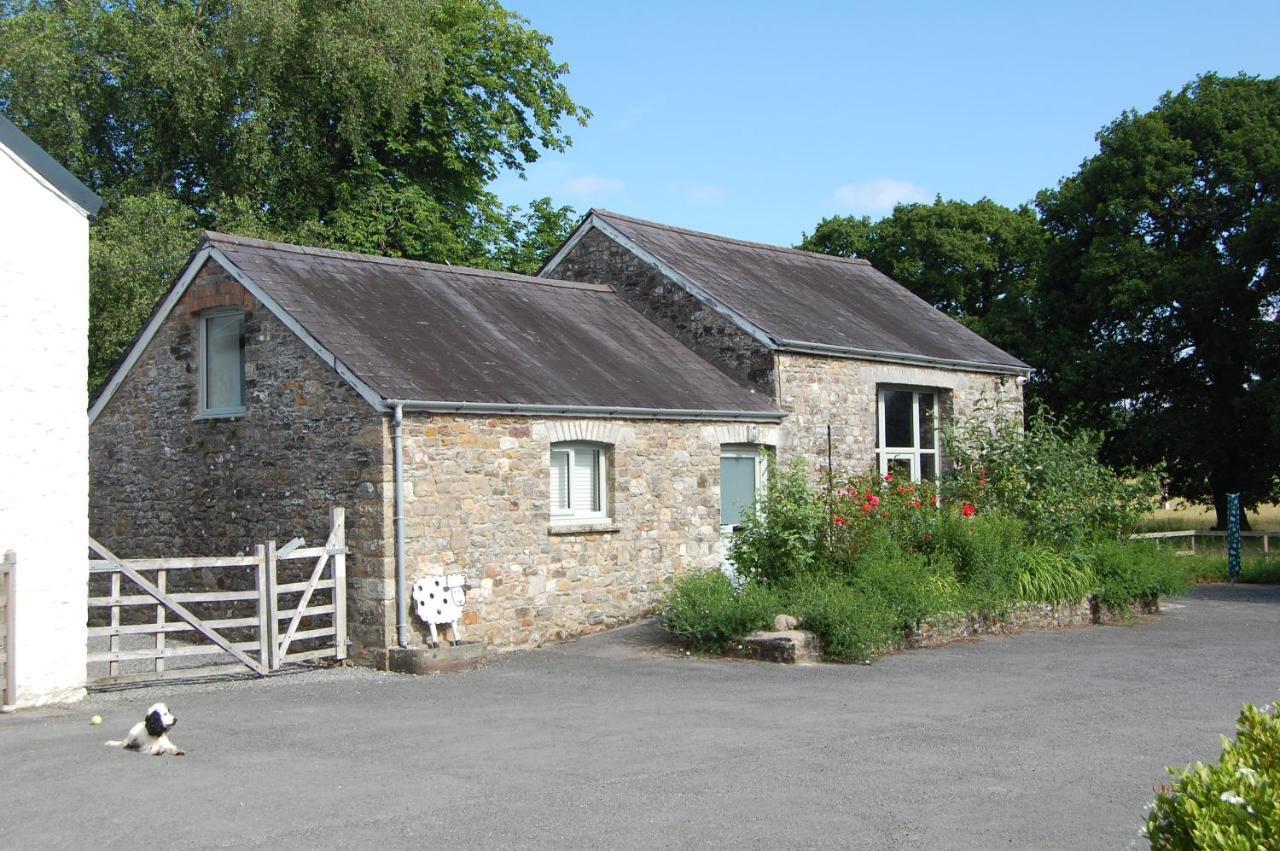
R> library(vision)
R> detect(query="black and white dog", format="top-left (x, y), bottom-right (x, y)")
top-left (105, 702), bottom-right (185, 756)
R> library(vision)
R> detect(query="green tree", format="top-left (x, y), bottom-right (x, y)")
top-left (799, 197), bottom-right (1044, 358)
top-left (0, 0), bottom-right (588, 391)
top-left (1035, 73), bottom-right (1280, 528)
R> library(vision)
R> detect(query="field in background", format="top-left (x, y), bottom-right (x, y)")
top-left (1138, 501), bottom-right (1280, 533)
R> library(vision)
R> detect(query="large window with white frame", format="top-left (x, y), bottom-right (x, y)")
top-left (199, 309), bottom-right (246, 417)
top-left (876, 388), bottom-right (938, 483)
top-left (550, 442), bottom-right (608, 523)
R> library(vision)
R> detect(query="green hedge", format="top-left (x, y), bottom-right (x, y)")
top-left (1147, 703), bottom-right (1279, 849)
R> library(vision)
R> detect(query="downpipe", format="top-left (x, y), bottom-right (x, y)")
top-left (392, 403), bottom-right (408, 648)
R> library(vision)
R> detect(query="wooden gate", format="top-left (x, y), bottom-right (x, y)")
top-left (87, 508), bottom-right (347, 686)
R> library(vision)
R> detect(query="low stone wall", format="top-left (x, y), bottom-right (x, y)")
top-left (900, 595), bottom-right (1160, 651)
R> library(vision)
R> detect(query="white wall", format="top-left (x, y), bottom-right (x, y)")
top-left (0, 141), bottom-right (90, 706)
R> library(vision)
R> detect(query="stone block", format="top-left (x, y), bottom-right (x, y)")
top-left (385, 641), bottom-right (486, 675)
top-left (735, 630), bottom-right (822, 664)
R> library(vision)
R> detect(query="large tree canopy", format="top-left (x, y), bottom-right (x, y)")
top-left (0, 0), bottom-right (586, 391)
top-left (798, 197), bottom-right (1044, 361)
top-left (1035, 73), bottom-right (1280, 527)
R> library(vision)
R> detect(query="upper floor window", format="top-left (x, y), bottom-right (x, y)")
top-left (877, 388), bottom-right (938, 482)
top-left (200, 310), bottom-right (245, 417)
top-left (550, 442), bottom-right (608, 523)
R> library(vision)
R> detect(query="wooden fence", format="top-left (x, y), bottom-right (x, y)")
top-left (1129, 529), bottom-right (1274, 557)
top-left (1, 550), bottom-right (13, 706)
top-left (87, 508), bottom-right (347, 686)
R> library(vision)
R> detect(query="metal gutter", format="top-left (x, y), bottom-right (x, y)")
top-left (383, 399), bottom-right (785, 423)
top-left (774, 339), bottom-right (1032, 377)
top-left (392, 403), bottom-right (408, 648)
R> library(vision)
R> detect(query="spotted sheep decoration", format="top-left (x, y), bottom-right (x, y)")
top-left (412, 573), bottom-right (469, 647)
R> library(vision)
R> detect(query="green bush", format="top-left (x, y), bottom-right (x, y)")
top-left (661, 571), bottom-right (780, 650)
top-left (1078, 538), bottom-right (1191, 612)
top-left (943, 405), bottom-right (1159, 546)
top-left (1147, 703), bottom-right (1280, 849)
top-left (1014, 544), bottom-right (1097, 604)
top-left (730, 460), bottom-right (827, 585)
top-left (784, 573), bottom-right (899, 662)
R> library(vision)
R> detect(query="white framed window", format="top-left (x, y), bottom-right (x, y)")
top-left (550, 442), bottom-right (608, 523)
top-left (719, 444), bottom-right (766, 531)
top-left (199, 309), bottom-right (246, 417)
top-left (876, 388), bottom-right (938, 483)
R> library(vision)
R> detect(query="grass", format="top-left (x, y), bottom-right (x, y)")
top-left (1138, 500), bottom-right (1280, 533)
top-left (1174, 553), bottom-right (1280, 585)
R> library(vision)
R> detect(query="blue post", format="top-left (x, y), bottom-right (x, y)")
top-left (1227, 493), bottom-right (1242, 581)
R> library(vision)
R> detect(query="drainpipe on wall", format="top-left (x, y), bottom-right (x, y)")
top-left (392, 403), bottom-right (408, 648)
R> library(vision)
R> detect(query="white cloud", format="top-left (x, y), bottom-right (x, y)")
top-left (832, 178), bottom-right (930, 214)
top-left (686, 184), bottom-right (728, 204)
top-left (561, 175), bottom-right (624, 201)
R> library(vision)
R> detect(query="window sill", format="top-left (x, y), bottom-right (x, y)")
top-left (193, 408), bottom-right (247, 422)
top-left (547, 521), bottom-right (620, 536)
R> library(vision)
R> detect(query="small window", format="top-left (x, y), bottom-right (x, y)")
top-left (550, 442), bottom-right (607, 523)
top-left (200, 310), bottom-right (245, 416)
top-left (720, 444), bottom-right (765, 531)
top-left (877, 388), bottom-right (938, 482)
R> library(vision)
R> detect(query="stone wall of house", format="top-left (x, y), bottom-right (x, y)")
top-left (88, 260), bottom-right (395, 656)
top-left (393, 415), bottom-right (780, 652)
top-left (547, 228), bottom-right (776, 395)
top-left (774, 352), bottom-right (1024, 473)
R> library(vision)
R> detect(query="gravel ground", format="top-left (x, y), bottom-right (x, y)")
top-left (2, 583), bottom-right (1277, 850)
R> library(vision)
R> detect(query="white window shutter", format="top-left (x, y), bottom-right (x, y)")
top-left (550, 450), bottom-right (570, 511)
top-left (571, 448), bottom-right (599, 512)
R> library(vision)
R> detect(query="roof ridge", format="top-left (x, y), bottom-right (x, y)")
top-left (590, 209), bottom-right (873, 266)
top-left (202, 231), bottom-right (612, 293)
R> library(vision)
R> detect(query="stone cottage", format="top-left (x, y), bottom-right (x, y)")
top-left (540, 210), bottom-right (1029, 480)
top-left (89, 211), bottom-right (1029, 665)
top-left (88, 233), bottom-right (783, 666)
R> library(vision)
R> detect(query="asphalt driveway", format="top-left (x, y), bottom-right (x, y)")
top-left (2, 583), bottom-right (1277, 850)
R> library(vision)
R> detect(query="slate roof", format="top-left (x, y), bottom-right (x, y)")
top-left (547, 210), bottom-right (1029, 373)
top-left (0, 115), bottom-right (102, 217)
top-left (204, 232), bottom-right (779, 415)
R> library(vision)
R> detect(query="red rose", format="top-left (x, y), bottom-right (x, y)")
top-left (862, 503), bottom-right (873, 515)
top-left (867, 494), bottom-right (880, 507)
top-left (834, 515), bottom-right (847, 527)
top-left (962, 503), bottom-right (976, 517)
top-left (884, 473), bottom-right (894, 482)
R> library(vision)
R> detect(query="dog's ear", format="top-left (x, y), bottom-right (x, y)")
top-left (145, 709), bottom-right (166, 737)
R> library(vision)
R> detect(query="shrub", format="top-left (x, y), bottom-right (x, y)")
top-left (827, 471), bottom-right (941, 570)
top-left (662, 571), bottom-right (781, 650)
top-left (784, 573), bottom-right (899, 662)
top-left (730, 460), bottom-right (827, 585)
top-left (1014, 544), bottom-right (1096, 604)
top-left (943, 404), bottom-right (1159, 546)
top-left (1147, 703), bottom-right (1280, 849)
top-left (1078, 538), bottom-right (1191, 612)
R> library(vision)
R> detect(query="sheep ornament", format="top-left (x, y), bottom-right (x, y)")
top-left (411, 573), bottom-right (469, 647)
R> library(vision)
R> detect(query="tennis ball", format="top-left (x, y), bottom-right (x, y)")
top-left (90, 715), bottom-right (102, 726)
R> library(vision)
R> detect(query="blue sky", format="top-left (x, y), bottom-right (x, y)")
top-left (491, 0), bottom-right (1280, 246)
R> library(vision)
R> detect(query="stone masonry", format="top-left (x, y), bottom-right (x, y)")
top-left (773, 353), bottom-right (1024, 473)
top-left (89, 261), bottom-right (394, 656)
top-left (391, 417), bottom-right (777, 654)
top-left (89, 259), bottom-right (784, 660)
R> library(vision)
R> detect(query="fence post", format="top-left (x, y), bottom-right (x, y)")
top-left (332, 507), bottom-right (347, 661)
top-left (265, 540), bottom-right (280, 670)
top-left (255, 545), bottom-right (270, 672)
top-left (109, 570), bottom-right (121, 678)
top-left (2, 551), bottom-right (14, 707)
